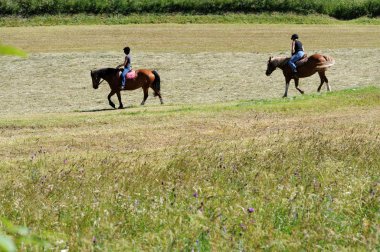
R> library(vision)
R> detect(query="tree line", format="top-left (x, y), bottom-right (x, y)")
top-left (0, 0), bottom-right (379, 20)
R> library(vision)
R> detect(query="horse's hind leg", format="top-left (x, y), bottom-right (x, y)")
top-left (108, 90), bottom-right (116, 108)
top-left (318, 71), bottom-right (330, 92)
top-left (141, 88), bottom-right (148, 105)
top-left (324, 75), bottom-right (331, 91)
top-left (152, 88), bottom-right (164, 104)
top-left (294, 78), bottom-right (304, 95)
top-left (116, 91), bottom-right (123, 109)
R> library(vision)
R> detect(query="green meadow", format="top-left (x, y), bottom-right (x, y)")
top-left (0, 87), bottom-right (379, 251)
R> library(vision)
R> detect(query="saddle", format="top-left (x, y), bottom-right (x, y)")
top-left (295, 54), bottom-right (308, 67)
top-left (126, 70), bottom-right (137, 79)
top-left (118, 69), bottom-right (137, 80)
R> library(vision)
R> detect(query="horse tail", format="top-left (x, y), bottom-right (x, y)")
top-left (316, 55), bottom-right (335, 69)
top-left (152, 70), bottom-right (161, 96)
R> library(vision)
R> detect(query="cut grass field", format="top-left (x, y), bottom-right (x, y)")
top-left (0, 21), bottom-right (379, 251)
top-left (0, 87), bottom-right (379, 250)
top-left (0, 24), bottom-right (379, 116)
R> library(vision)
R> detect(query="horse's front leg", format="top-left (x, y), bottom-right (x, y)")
top-left (108, 90), bottom-right (116, 108)
top-left (283, 77), bottom-right (291, 98)
top-left (116, 91), bottom-right (123, 109)
top-left (294, 78), bottom-right (304, 95)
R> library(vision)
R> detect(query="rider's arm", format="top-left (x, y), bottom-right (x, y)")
top-left (291, 41), bottom-right (295, 55)
top-left (117, 57), bottom-right (128, 68)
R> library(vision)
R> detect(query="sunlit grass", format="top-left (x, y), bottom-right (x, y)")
top-left (1, 13), bottom-right (379, 27)
top-left (0, 87), bottom-right (379, 250)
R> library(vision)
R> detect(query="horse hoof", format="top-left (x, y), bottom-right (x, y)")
top-left (118, 106), bottom-right (124, 109)
top-left (109, 104), bottom-right (116, 109)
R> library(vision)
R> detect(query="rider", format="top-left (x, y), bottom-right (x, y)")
top-left (118, 46), bottom-right (132, 89)
top-left (288, 34), bottom-right (304, 78)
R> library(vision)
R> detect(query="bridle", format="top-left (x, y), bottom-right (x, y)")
top-left (92, 71), bottom-right (105, 87)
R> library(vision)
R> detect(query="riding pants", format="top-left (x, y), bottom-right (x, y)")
top-left (288, 51), bottom-right (305, 73)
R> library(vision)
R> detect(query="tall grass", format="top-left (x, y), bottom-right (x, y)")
top-left (0, 87), bottom-right (379, 250)
top-left (0, 0), bottom-right (379, 19)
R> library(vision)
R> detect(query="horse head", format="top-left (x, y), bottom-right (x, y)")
top-left (90, 69), bottom-right (101, 89)
top-left (266, 56), bottom-right (276, 76)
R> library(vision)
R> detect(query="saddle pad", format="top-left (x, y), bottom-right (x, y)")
top-left (126, 70), bottom-right (137, 79)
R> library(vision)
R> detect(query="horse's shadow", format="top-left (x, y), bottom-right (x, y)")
top-left (77, 106), bottom-right (135, 113)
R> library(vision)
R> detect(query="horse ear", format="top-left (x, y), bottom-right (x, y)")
top-left (269, 56), bottom-right (272, 62)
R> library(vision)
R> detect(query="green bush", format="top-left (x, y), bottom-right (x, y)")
top-left (0, 0), bottom-right (378, 20)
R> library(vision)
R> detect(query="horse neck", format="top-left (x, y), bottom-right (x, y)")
top-left (273, 57), bottom-right (289, 70)
top-left (98, 68), bottom-right (117, 83)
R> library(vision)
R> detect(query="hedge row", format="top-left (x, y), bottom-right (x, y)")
top-left (0, 0), bottom-right (379, 20)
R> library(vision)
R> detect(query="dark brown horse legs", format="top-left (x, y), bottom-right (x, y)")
top-left (108, 91), bottom-right (116, 108)
top-left (141, 88), bottom-right (148, 105)
top-left (294, 78), bottom-right (304, 95)
top-left (153, 89), bottom-right (164, 104)
top-left (116, 91), bottom-right (123, 109)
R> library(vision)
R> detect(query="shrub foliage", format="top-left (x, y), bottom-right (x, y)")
top-left (0, 0), bottom-right (379, 19)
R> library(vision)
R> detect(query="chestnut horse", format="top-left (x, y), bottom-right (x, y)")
top-left (90, 68), bottom-right (163, 109)
top-left (266, 54), bottom-right (335, 97)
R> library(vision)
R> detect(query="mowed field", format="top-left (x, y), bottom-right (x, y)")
top-left (0, 23), bottom-right (379, 251)
top-left (0, 24), bottom-right (379, 115)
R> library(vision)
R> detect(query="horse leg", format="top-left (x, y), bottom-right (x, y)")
top-left (324, 75), bottom-right (331, 92)
top-left (317, 72), bottom-right (325, 92)
top-left (141, 88), bottom-right (148, 106)
top-left (283, 78), bottom-right (291, 98)
top-left (108, 90), bottom-right (116, 108)
top-left (294, 78), bottom-right (304, 95)
top-left (116, 91), bottom-right (123, 109)
top-left (152, 88), bottom-right (164, 104)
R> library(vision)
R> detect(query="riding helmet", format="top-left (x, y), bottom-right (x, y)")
top-left (291, 34), bottom-right (299, 40)
top-left (123, 47), bottom-right (130, 54)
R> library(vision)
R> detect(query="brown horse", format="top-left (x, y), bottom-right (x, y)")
top-left (266, 54), bottom-right (335, 97)
top-left (90, 68), bottom-right (163, 109)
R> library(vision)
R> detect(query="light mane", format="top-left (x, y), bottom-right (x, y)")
top-left (271, 56), bottom-right (290, 68)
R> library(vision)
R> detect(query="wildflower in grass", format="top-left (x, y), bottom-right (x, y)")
top-left (64, 159), bottom-right (68, 165)
top-left (92, 236), bottom-right (97, 244)
top-left (193, 192), bottom-right (198, 198)
top-left (248, 208), bottom-right (254, 213)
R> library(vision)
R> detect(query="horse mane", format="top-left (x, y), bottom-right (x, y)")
top-left (94, 68), bottom-right (118, 76)
top-left (270, 56), bottom-right (290, 68)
